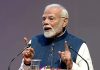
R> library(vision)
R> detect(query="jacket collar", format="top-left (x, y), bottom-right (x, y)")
top-left (44, 30), bottom-right (68, 45)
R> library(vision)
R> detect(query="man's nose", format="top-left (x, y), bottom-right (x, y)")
top-left (43, 18), bottom-right (50, 25)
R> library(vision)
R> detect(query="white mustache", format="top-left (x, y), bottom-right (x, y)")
top-left (43, 25), bottom-right (52, 30)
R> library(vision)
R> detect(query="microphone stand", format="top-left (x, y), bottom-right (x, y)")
top-left (8, 44), bottom-right (31, 70)
top-left (69, 46), bottom-right (89, 70)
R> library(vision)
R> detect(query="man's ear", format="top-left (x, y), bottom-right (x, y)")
top-left (63, 18), bottom-right (68, 27)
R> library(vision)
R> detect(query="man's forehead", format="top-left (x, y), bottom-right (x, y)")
top-left (43, 7), bottom-right (62, 16)
top-left (42, 13), bottom-right (55, 17)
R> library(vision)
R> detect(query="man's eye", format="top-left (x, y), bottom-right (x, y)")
top-left (42, 17), bottom-right (46, 21)
top-left (49, 17), bottom-right (55, 20)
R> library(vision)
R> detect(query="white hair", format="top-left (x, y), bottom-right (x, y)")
top-left (45, 4), bottom-right (69, 18)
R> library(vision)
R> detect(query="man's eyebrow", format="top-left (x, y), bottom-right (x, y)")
top-left (42, 15), bottom-right (45, 17)
top-left (42, 15), bottom-right (55, 18)
top-left (48, 15), bottom-right (55, 18)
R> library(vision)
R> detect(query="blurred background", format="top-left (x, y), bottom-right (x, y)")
top-left (0, 0), bottom-right (99, 70)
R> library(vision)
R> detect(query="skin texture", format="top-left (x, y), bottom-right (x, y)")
top-left (43, 7), bottom-right (68, 38)
top-left (22, 37), bottom-right (34, 65)
top-left (22, 6), bottom-right (73, 69)
top-left (58, 41), bottom-right (73, 69)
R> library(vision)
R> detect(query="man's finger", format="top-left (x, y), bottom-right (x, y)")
top-left (58, 51), bottom-right (63, 57)
top-left (23, 50), bottom-right (33, 58)
top-left (28, 47), bottom-right (34, 54)
top-left (24, 37), bottom-right (28, 45)
top-left (58, 51), bottom-right (61, 55)
top-left (64, 41), bottom-right (69, 51)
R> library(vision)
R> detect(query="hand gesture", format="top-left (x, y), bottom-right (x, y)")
top-left (22, 37), bottom-right (34, 65)
top-left (58, 41), bottom-right (73, 69)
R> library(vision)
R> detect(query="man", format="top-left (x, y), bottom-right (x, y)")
top-left (19, 4), bottom-right (94, 70)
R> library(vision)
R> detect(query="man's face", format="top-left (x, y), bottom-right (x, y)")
top-left (42, 7), bottom-right (66, 38)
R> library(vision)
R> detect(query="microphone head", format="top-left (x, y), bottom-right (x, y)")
top-left (27, 44), bottom-right (31, 48)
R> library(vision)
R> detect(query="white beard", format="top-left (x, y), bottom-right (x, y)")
top-left (44, 28), bottom-right (56, 38)
top-left (43, 24), bottom-right (63, 38)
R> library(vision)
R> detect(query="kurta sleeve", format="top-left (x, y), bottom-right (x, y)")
top-left (71, 43), bottom-right (94, 70)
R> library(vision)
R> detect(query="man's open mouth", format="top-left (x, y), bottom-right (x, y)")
top-left (44, 27), bottom-right (52, 31)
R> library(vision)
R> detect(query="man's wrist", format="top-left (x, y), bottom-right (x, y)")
top-left (24, 63), bottom-right (31, 66)
top-left (65, 59), bottom-right (73, 70)
top-left (24, 60), bottom-right (31, 66)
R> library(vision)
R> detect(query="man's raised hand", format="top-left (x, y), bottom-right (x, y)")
top-left (22, 37), bottom-right (34, 65)
top-left (58, 41), bottom-right (73, 69)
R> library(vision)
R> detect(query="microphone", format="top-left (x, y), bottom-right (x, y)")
top-left (8, 44), bottom-right (31, 70)
top-left (68, 44), bottom-right (89, 70)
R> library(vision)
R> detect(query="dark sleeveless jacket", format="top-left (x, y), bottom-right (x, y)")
top-left (31, 30), bottom-right (85, 69)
